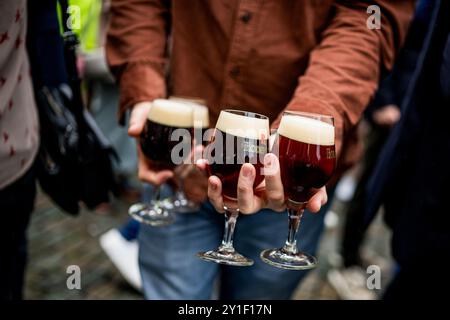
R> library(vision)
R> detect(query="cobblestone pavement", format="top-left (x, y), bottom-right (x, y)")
top-left (25, 191), bottom-right (142, 300)
top-left (25, 180), bottom-right (393, 300)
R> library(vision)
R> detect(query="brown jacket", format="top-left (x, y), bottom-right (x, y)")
top-left (106, 0), bottom-right (414, 165)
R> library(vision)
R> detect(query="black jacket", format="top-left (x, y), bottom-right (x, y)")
top-left (365, 0), bottom-right (450, 267)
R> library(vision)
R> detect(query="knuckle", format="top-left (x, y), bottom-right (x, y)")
top-left (211, 201), bottom-right (224, 213)
top-left (207, 188), bottom-right (217, 198)
top-left (238, 185), bottom-right (251, 195)
top-left (137, 170), bottom-right (146, 181)
top-left (271, 204), bottom-right (286, 213)
top-left (138, 170), bottom-right (153, 184)
top-left (237, 198), bottom-right (252, 214)
top-left (239, 205), bottom-right (255, 215)
top-left (269, 192), bottom-right (285, 204)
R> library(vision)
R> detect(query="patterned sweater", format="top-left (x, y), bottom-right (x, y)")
top-left (0, 0), bottom-right (39, 189)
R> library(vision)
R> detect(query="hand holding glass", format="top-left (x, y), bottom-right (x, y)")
top-left (260, 111), bottom-right (336, 270)
top-left (197, 110), bottom-right (269, 266)
top-left (128, 99), bottom-right (194, 226)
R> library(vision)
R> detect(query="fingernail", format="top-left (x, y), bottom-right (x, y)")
top-left (242, 166), bottom-right (252, 178)
top-left (210, 182), bottom-right (217, 190)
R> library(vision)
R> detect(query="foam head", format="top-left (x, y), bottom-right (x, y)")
top-left (168, 97), bottom-right (209, 128)
top-left (169, 96), bottom-right (206, 106)
top-left (192, 104), bottom-right (209, 128)
top-left (147, 99), bottom-right (193, 128)
top-left (278, 114), bottom-right (335, 146)
top-left (216, 110), bottom-right (269, 139)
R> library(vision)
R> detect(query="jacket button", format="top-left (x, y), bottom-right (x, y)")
top-left (240, 12), bottom-right (252, 23)
top-left (229, 66), bottom-right (240, 78)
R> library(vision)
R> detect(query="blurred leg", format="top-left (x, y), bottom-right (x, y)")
top-left (0, 168), bottom-right (36, 300)
top-left (383, 266), bottom-right (449, 300)
top-left (341, 126), bottom-right (389, 267)
top-left (138, 201), bottom-right (223, 299)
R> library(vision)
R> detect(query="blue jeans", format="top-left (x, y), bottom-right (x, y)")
top-left (119, 219), bottom-right (140, 241)
top-left (138, 188), bottom-right (333, 300)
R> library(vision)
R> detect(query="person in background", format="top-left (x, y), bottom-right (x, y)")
top-left (107, 0), bottom-right (414, 299)
top-left (327, 0), bottom-right (435, 300)
top-left (69, 0), bottom-right (142, 291)
top-left (364, 0), bottom-right (450, 299)
top-left (0, 0), bottom-right (39, 300)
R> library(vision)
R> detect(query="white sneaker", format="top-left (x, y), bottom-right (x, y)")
top-left (99, 229), bottom-right (142, 292)
top-left (327, 266), bottom-right (378, 300)
top-left (335, 175), bottom-right (357, 202)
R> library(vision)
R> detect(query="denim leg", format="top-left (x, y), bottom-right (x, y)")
top-left (138, 201), bottom-right (223, 299)
top-left (138, 184), bottom-right (334, 300)
top-left (219, 194), bottom-right (333, 300)
top-left (118, 218), bottom-right (141, 241)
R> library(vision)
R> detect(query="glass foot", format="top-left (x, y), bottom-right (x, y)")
top-left (197, 247), bottom-right (254, 266)
top-left (260, 248), bottom-right (317, 270)
top-left (172, 195), bottom-right (199, 213)
top-left (129, 202), bottom-right (175, 227)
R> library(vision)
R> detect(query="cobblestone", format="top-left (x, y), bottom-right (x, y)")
top-left (25, 184), bottom-right (393, 300)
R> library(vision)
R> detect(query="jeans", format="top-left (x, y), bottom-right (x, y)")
top-left (0, 168), bottom-right (36, 300)
top-left (138, 187), bottom-right (334, 300)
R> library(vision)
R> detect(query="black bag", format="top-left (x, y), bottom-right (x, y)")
top-left (30, 0), bottom-right (118, 215)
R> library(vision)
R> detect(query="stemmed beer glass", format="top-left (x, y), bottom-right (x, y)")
top-left (197, 110), bottom-right (269, 266)
top-left (128, 99), bottom-right (194, 226)
top-left (168, 97), bottom-right (209, 213)
top-left (260, 111), bottom-right (336, 270)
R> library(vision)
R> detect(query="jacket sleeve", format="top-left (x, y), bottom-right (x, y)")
top-left (279, 0), bottom-right (415, 154)
top-left (105, 0), bottom-right (171, 124)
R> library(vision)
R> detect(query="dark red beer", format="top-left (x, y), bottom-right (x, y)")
top-left (207, 129), bottom-right (268, 200)
top-left (276, 113), bottom-right (336, 203)
top-left (259, 112), bottom-right (336, 271)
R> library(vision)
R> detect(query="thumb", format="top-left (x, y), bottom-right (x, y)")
top-left (128, 101), bottom-right (152, 137)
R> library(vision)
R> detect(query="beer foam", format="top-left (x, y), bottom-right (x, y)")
top-left (169, 98), bottom-right (209, 128)
top-left (147, 99), bottom-right (193, 128)
top-left (216, 110), bottom-right (269, 139)
top-left (192, 104), bottom-right (209, 128)
top-left (278, 114), bottom-right (335, 146)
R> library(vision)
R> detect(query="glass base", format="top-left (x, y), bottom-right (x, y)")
top-left (172, 195), bottom-right (200, 213)
top-left (129, 202), bottom-right (175, 227)
top-left (197, 247), bottom-right (254, 267)
top-left (260, 248), bottom-right (317, 270)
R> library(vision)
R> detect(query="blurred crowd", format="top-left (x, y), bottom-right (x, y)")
top-left (1, 0), bottom-right (449, 301)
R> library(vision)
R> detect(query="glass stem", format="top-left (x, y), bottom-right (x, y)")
top-left (176, 176), bottom-right (187, 200)
top-left (219, 207), bottom-right (239, 253)
top-left (282, 206), bottom-right (305, 255)
top-left (153, 185), bottom-right (161, 202)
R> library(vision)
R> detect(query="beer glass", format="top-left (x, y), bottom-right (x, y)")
top-left (197, 110), bottom-right (269, 266)
top-left (260, 111), bottom-right (336, 270)
top-left (168, 97), bottom-right (209, 213)
top-left (128, 99), bottom-right (194, 226)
